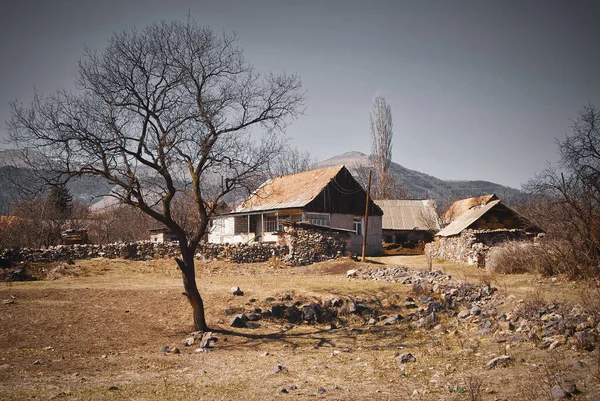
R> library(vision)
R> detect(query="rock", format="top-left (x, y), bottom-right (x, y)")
top-left (458, 310), bottom-right (471, 319)
top-left (273, 365), bottom-right (288, 374)
top-left (108, 386), bottom-right (119, 391)
top-left (384, 315), bottom-right (403, 325)
top-left (271, 304), bottom-right (285, 318)
top-left (562, 382), bottom-right (578, 394)
top-left (550, 385), bottom-right (567, 399)
top-left (246, 313), bottom-right (261, 321)
top-left (302, 303), bottom-right (322, 322)
top-left (229, 314), bottom-right (247, 328)
top-left (231, 286), bottom-right (244, 296)
top-left (486, 355), bottom-right (511, 369)
top-left (396, 353), bottom-right (416, 364)
top-left (346, 269), bottom-right (358, 278)
top-left (200, 332), bottom-right (218, 348)
top-left (265, 296), bottom-right (276, 302)
top-left (367, 318), bottom-right (377, 325)
top-left (246, 322), bottom-right (261, 329)
top-left (418, 295), bottom-right (432, 303)
top-left (180, 337), bottom-right (195, 346)
top-left (574, 331), bottom-right (597, 351)
top-left (470, 305), bottom-right (482, 316)
top-left (427, 301), bottom-right (443, 313)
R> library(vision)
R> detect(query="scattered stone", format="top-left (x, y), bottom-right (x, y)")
top-left (346, 269), bottom-right (358, 278)
top-left (384, 315), bottom-right (403, 325)
top-left (181, 337), bottom-right (195, 346)
top-left (470, 305), bottom-right (482, 316)
top-left (279, 387), bottom-right (289, 394)
top-left (108, 386), bottom-right (119, 391)
top-left (486, 355), bottom-right (511, 369)
top-left (200, 332), bottom-right (218, 348)
top-left (550, 385), bottom-right (567, 399)
top-left (229, 314), bottom-right (247, 328)
top-left (273, 365), bottom-right (288, 374)
top-left (396, 353), bottom-right (416, 364)
top-left (231, 286), bottom-right (244, 296)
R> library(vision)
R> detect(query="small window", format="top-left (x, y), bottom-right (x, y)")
top-left (305, 213), bottom-right (330, 227)
top-left (353, 217), bottom-right (363, 235)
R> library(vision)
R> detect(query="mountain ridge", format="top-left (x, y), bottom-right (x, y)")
top-left (316, 151), bottom-right (523, 202)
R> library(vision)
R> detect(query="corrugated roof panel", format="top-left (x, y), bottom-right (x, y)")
top-left (375, 199), bottom-right (440, 231)
top-left (436, 199), bottom-right (501, 237)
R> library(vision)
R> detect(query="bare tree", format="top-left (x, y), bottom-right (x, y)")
top-left (369, 94), bottom-right (404, 199)
top-left (8, 19), bottom-right (304, 331)
top-left (267, 146), bottom-right (314, 178)
top-left (524, 104), bottom-right (600, 275)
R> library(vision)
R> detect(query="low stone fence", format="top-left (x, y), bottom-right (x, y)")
top-left (425, 229), bottom-right (530, 266)
top-left (0, 227), bottom-right (346, 266)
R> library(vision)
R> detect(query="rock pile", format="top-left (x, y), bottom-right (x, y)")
top-left (282, 229), bottom-right (346, 266)
top-left (351, 266), bottom-right (600, 352)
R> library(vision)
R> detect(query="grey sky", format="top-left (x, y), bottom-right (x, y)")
top-left (1, 0), bottom-right (598, 189)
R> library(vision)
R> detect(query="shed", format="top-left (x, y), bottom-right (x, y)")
top-left (375, 199), bottom-right (439, 248)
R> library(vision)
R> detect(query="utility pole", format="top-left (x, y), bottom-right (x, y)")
top-left (362, 170), bottom-right (372, 262)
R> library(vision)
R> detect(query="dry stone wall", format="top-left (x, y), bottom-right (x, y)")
top-left (425, 229), bottom-right (529, 266)
top-left (0, 228), bottom-right (346, 266)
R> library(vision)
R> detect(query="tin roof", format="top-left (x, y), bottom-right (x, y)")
top-left (436, 199), bottom-right (501, 237)
top-left (234, 165), bottom-right (347, 213)
top-left (375, 199), bottom-right (440, 231)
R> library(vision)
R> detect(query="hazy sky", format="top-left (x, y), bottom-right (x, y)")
top-left (1, 0), bottom-right (598, 189)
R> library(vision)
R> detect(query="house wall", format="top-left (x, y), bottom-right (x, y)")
top-left (343, 215), bottom-right (383, 256)
top-left (208, 216), bottom-right (236, 244)
top-left (303, 168), bottom-right (383, 217)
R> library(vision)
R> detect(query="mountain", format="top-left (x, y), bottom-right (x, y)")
top-left (315, 151), bottom-right (524, 202)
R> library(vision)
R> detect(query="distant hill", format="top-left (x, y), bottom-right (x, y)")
top-left (0, 149), bottom-right (524, 214)
top-left (316, 151), bottom-right (524, 202)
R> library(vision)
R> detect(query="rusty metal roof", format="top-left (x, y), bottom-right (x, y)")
top-left (436, 199), bottom-right (501, 237)
top-left (234, 165), bottom-right (347, 213)
top-left (375, 199), bottom-right (439, 231)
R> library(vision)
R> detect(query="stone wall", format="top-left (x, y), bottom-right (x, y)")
top-left (425, 229), bottom-right (529, 266)
top-left (0, 227), bottom-right (347, 266)
top-left (280, 228), bottom-right (347, 266)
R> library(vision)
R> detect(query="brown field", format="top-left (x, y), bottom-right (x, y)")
top-left (1, 256), bottom-right (599, 400)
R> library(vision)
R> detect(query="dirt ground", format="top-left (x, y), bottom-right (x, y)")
top-left (1, 256), bottom-right (599, 400)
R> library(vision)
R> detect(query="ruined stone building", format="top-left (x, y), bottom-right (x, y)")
top-left (427, 194), bottom-right (543, 265)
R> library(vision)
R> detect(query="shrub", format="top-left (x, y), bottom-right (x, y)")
top-left (487, 239), bottom-right (585, 279)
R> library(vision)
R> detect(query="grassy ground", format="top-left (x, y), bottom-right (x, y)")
top-left (0, 256), bottom-right (599, 400)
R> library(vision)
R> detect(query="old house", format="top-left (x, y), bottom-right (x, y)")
top-left (208, 165), bottom-right (384, 255)
top-left (149, 228), bottom-right (178, 243)
top-left (436, 194), bottom-right (540, 237)
top-left (427, 194), bottom-right (543, 265)
top-left (375, 199), bottom-right (439, 249)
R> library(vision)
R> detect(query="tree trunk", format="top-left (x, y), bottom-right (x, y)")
top-left (176, 247), bottom-right (208, 332)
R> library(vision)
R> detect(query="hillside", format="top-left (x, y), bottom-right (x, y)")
top-left (316, 151), bottom-right (524, 202)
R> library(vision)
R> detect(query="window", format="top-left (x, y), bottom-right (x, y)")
top-left (353, 217), bottom-right (363, 235)
top-left (265, 216), bottom-right (278, 232)
top-left (305, 213), bottom-right (330, 227)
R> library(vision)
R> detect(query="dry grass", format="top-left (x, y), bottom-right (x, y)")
top-left (0, 256), bottom-right (599, 400)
